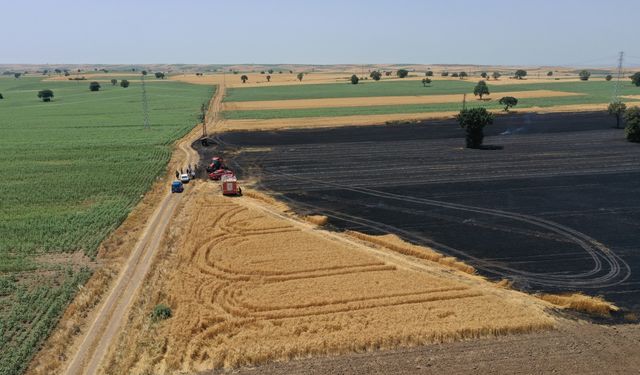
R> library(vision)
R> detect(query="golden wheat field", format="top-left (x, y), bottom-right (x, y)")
top-left (101, 185), bottom-right (554, 374)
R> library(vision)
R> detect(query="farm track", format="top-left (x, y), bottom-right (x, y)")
top-left (62, 85), bottom-right (225, 375)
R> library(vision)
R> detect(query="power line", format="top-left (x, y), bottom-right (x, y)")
top-left (141, 72), bottom-right (150, 129)
top-left (612, 51), bottom-right (624, 103)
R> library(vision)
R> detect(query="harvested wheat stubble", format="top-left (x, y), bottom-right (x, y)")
top-left (102, 188), bottom-right (553, 374)
top-left (223, 90), bottom-right (582, 111)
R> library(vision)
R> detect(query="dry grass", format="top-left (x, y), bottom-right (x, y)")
top-left (218, 102), bottom-right (618, 132)
top-left (223, 90), bottom-right (581, 111)
top-left (537, 293), bottom-right (619, 316)
top-left (101, 187), bottom-right (553, 374)
top-left (345, 231), bottom-right (474, 274)
top-left (304, 215), bottom-right (328, 226)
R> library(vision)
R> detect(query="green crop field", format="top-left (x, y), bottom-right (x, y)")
top-left (223, 79), bottom-right (640, 120)
top-left (0, 75), bottom-right (213, 375)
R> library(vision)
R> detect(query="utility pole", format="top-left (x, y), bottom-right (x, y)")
top-left (612, 51), bottom-right (624, 103)
top-left (462, 93), bottom-right (467, 111)
top-left (141, 71), bottom-right (150, 129)
top-left (200, 102), bottom-right (207, 138)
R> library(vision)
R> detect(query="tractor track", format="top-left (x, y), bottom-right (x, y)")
top-left (63, 84), bottom-right (225, 375)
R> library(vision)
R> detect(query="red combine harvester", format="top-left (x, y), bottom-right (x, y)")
top-left (206, 157), bottom-right (224, 173)
top-left (209, 168), bottom-right (235, 180)
top-left (221, 175), bottom-right (242, 196)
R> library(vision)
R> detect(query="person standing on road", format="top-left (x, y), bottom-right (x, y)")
top-left (175, 170), bottom-right (179, 179)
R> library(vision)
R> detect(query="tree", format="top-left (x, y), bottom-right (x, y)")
top-left (268, 69), bottom-right (274, 74)
top-left (451, 72), bottom-right (459, 78)
top-left (492, 71), bottom-right (501, 80)
top-left (457, 107), bottom-right (494, 148)
top-left (421, 78), bottom-right (432, 87)
top-left (396, 69), bottom-right (409, 78)
top-left (54, 69), bottom-right (62, 74)
top-left (349, 74), bottom-right (359, 85)
top-left (480, 72), bottom-right (488, 79)
top-left (141, 70), bottom-right (148, 76)
top-left (151, 304), bottom-right (172, 321)
top-left (120, 80), bottom-right (130, 88)
top-left (579, 70), bottom-right (591, 81)
top-left (297, 72), bottom-right (304, 82)
top-left (425, 70), bottom-right (434, 77)
top-left (370, 71), bottom-right (381, 81)
top-left (605, 74), bottom-right (613, 81)
top-left (547, 71), bottom-right (553, 77)
top-left (624, 106), bottom-right (640, 142)
top-left (473, 80), bottom-right (490, 99)
top-left (240, 75), bottom-right (248, 83)
top-left (266, 75), bottom-right (271, 82)
top-left (89, 81), bottom-right (101, 91)
top-left (459, 72), bottom-right (468, 79)
top-left (514, 69), bottom-right (527, 79)
top-left (14, 73), bottom-right (21, 79)
top-left (441, 71), bottom-right (449, 77)
top-left (630, 72), bottom-right (640, 87)
top-left (499, 96), bottom-right (518, 111)
top-left (608, 101), bottom-right (627, 129)
top-left (37, 89), bottom-right (54, 102)
top-left (64, 71), bottom-right (70, 77)
top-left (155, 72), bottom-right (165, 79)
top-left (260, 71), bottom-right (265, 74)
top-left (111, 79), bottom-right (118, 86)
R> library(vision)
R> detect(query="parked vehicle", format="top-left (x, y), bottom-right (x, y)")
top-left (171, 180), bottom-right (184, 193)
top-left (180, 173), bottom-right (190, 183)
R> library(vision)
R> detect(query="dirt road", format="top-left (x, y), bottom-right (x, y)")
top-left (62, 85), bottom-right (225, 375)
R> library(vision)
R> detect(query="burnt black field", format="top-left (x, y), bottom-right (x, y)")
top-left (196, 111), bottom-right (640, 315)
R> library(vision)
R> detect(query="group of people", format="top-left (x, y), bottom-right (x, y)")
top-left (175, 164), bottom-right (197, 179)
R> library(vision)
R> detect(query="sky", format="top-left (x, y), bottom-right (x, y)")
top-left (2, 0), bottom-right (640, 66)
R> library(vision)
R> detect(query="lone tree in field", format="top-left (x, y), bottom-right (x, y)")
top-left (579, 70), bottom-right (591, 81)
top-left (396, 69), bottom-right (409, 78)
top-left (120, 79), bottom-right (130, 88)
top-left (459, 72), bottom-right (468, 79)
top-left (155, 72), bottom-right (165, 79)
top-left (268, 69), bottom-right (274, 74)
top-left (297, 72), bottom-right (304, 81)
top-left (141, 70), bottom-right (148, 76)
top-left (266, 75), bottom-right (271, 82)
top-left (37, 89), bottom-right (54, 102)
top-left (425, 70), bottom-right (434, 77)
top-left (624, 106), bottom-right (640, 142)
top-left (606, 74), bottom-right (613, 81)
top-left (89, 81), bottom-right (101, 91)
top-left (350, 74), bottom-right (359, 84)
top-left (457, 107), bottom-right (494, 148)
top-left (451, 72), bottom-right (459, 78)
top-left (514, 69), bottom-right (527, 79)
top-left (111, 78), bottom-right (118, 86)
top-left (630, 72), bottom-right (640, 87)
top-left (240, 75), bottom-right (248, 83)
top-left (499, 96), bottom-right (518, 111)
top-left (608, 101), bottom-right (627, 129)
top-left (480, 72), bottom-right (488, 79)
top-left (370, 71), bottom-right (382, 81)
top-left (441, 71), bottom-right (449, 77)
top-left (14, 73), bottom-right (21, 79)
top-left (547, 71), bottom-right (553, 77)
top-left (421, 78), bottom-right (432, 87)
top-left (473, 80), bottom-right (490, 99)
top-left (492, 71), bottom-right (501, 80)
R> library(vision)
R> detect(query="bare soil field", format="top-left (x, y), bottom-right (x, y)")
top-left (100, 184), bottom-right (553, 374)
top-left (218, 111), bottom-right (640, 316)
top-left (222, 90), bottom-right (581, 111)
top-left (205, 320), bottom-right (640, 375)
